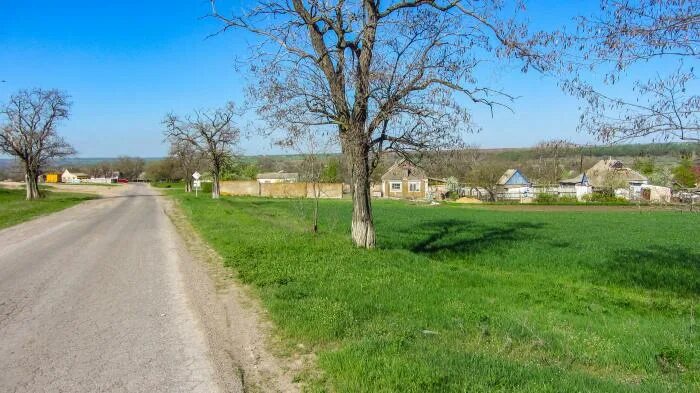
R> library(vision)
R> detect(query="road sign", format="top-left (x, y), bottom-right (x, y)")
top-left (193, 179), bottom-right (201, 197)
top-left (192, 171), bottom-right (201, 180)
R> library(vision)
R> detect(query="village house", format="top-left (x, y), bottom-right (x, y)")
top-left (496, 169), bottom-right (531, 200)
top-left (558, 173), bottom-right (592, 200)
top-left (256, 171), bottom-right (299, 184)
top-left (585, 159), bottom-right (648, 198)
top-left (61, 169), bottom-right (89, 184)
top-left (381, 160), bottom-right (429, 199)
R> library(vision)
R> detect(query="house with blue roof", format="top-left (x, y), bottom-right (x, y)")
top-left (496, 169), bottom-right (532, 200)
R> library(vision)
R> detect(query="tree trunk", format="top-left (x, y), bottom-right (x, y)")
top-left (25, 170), bottom-right (41, 200)
top-left (212, 171), bottom-right (220, 199)
top-left (185, 178), bottom-right (192, 193)
top-left (348, 143), bottom-right (375, 248)
top-left (312, 180), bottom-right (319, 233)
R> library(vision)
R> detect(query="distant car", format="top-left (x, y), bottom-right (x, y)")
top-left (117, 178), bottom-right (129, 183)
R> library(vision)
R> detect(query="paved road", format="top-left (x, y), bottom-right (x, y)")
top-left (0, 184), bottom-right (221, 393)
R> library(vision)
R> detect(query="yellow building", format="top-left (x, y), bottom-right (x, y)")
top-left (44, 173), bottom-right (61, 183)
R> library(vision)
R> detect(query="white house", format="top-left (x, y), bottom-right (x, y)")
top-left (61, 169), bottom-right (89, 184)
top-left (496, 169), bottom-right (531, 201)
top-left (558, 173), bottom-right (592, 201)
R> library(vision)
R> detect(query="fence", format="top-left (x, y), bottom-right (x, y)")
top-left (220, 181), bottom-right (343, 199)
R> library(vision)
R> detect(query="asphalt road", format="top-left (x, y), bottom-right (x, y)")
top-left (0, 184), bottom-right (222, 393)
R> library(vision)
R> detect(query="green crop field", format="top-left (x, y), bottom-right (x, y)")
top-left (0, 187), bottom-right (96, 229)
top-left (168, 190), bottom-right (699, 392)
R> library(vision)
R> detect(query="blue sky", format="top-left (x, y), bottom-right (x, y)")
top-left (0, 1), bottom-right (634, 157)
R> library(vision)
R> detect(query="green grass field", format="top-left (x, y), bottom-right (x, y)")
top-left (0, 187), bottom-right (96, 229)
top-left (168, 190), bottom-right (699, 392)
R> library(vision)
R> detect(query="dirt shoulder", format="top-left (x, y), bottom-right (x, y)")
top-left (45, 183), bottom-right (126, 198)
top-left (160, 194), bottom-right (304, 393)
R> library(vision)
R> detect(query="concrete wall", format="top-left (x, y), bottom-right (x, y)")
top-left (220, 181), bottom-right (343, 199)
top-left (220, 180), bottom-right (260, 196)
top-left (305, 183), bottom-right (343, 199)
top-left (260, 182), bottom-right (307, 198)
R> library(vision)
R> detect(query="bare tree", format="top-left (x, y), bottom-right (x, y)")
top-left (114, 156), bottom-right (146, 181)
top-left (282, 131), bottom-right (336, 233)
top-left (564, 0), bottom-right (700, 143)
top-left (465, 161), bottom-right (508, 201)
top-left (209, 0), bottom-right (550, 248)
top-left (534, 139), bottom-right (578, 184)
top-left (163, 103), bottom-right (240, 199)
top-left (0, 89), bottom-right (75, 199)
top-left (168, 139), bottom-right (203, 192)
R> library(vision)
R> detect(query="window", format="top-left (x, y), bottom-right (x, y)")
top-left (390, 182), bottom-right (402, 191)
top-left (409, 181), bottom-right (421, 192)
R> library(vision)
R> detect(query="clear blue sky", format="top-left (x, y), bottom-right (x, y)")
top-left (1, 1), bottom-right (630, 158)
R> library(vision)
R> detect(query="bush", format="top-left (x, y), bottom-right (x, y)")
top-left (534, 193), bottom-right (559, 203)
top-left (582, 192), bottom-right (627, 203)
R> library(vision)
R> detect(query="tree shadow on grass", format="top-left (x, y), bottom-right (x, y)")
top-left (595, 246), bottom-right (700, 295)
top-left (382, 219), bottom-right (545, 258)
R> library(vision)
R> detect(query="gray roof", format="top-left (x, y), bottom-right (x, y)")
top-left (256, 171), bottom-right (299, 180)
top-left (496, 169), bottom-right (517, 185)
top-left (559, 173), bottom-right (587, 185)
top-left (585, 159), bottom-right (647, 187)
top-left (380, 160), bottom-right (427, 181)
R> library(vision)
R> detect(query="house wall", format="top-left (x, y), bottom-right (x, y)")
top-left (382, 179), bottom-right (428, 199)
top-left (642, 185), bottom-right (672, 203)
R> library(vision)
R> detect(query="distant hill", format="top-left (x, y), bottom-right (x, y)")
top-left (0, 157), bottom-right (163, 169)
top-left (1, 142), bottom-right (696, 169)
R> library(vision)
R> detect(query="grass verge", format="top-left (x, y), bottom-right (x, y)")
top-left (0, 187), bottom-right (96, 229)
top-left (167, 190), bottom-right (699, 392)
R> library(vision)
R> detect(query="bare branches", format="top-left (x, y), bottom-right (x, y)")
top-left (562, 0), bottom-right (700, 143)
top-left (0, 89), bottom-right (75, 199)
top-left (208, 0), bottom-right (550, 247)
top-left (163, 102), bottom-right (241, 198)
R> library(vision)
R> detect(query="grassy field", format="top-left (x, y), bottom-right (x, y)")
top-left (168, 190), bottom-right (699, 392)
top-left (0, 187), bottom-right (96, 229)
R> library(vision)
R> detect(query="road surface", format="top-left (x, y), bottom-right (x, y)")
top-left (0, 184), bottom-right (224, 392)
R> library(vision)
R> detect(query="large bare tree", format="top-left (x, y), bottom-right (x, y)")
top-left (0, 89), bottom-right (75, 199)
top-left (564, 0), bottom-right (700, 143)
top-left (209, 0), bottom-right (549, 248)
top-left (163, 103), bottom-right (240, 199)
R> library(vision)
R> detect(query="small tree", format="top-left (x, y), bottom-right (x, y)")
top-left (163, 102), bottom-right (240, 199)
top-left (466, 162), bottom-right (508, 201)
top-left (0, 89), bottom-right (75, 199)
top-left (673, 158), bottom-right (697, 188)
top-left (168, 139), bottom-right (203, 192)
top-left (283, 131), bottom-right (335, 233)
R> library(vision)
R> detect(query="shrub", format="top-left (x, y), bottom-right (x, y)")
top-left (583, 192), bottom-right (627, 203)
top-left (534, 193), bottom-right (559, 203)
